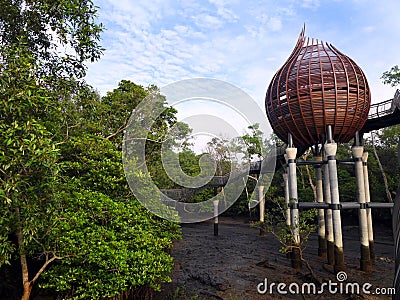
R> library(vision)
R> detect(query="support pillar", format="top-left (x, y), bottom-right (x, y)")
top-left (315, 155), bottom-right (327, 258)
top-left (353, 144), bottom-right (372, 272)
top-left (283, 170), bottom-right (292, 259)
top-left (362, 151), bottom-right (375, 262)
top-left (393, 136), bottom-right (400, 295)
top-left (283, 172), bottom-right (291, 228)
top-left (213, 187), bottom-right (219, 236)
top-left (259, 185), bottom-right (266, 236)
top-left (325, 126), bottom-right (346, 273)
top-left (286, 134), bottom-right (301, 269)
top-left (323, 153), bottom-right (335, 265)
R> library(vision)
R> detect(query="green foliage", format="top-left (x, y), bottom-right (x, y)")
top-left (205, 137), bottom-right (235, 175)
top-left (238, 123), bottom-right (264, 161)
top-left (0, 44), bottom-right (182, 298)
top-left (0, 0), bottom-right (103, 81)
top-left (40, 188), bottom-right (180, 299)
top-left (178, 150), bottom-right (202, 177)
top-left (0, 45), bottom-right (60, 266)
top-left (105, 82), bottom-right (194, 190)
top-left (1, 2), bottom-right (110, 298)
top-left (100, 80), bottom-right (148, 141)
top-left (252, 195), bottom-right (317, 254)
top-left (334, 143), bottom-right (356, 203)
top-left (382, 65), bottom-right (400, 87)
top-left (374, 124), bottom-right (400, 149)
top-left (366, 130), bottom-right (400, 202)
top-left (38, 82), bottom-right (182, 299)
top-left (334, 135), bottom-right (399, 210)
top-left (173, 286), bottom-right (199, 300)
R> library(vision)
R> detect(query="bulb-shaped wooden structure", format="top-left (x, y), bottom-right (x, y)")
top-left (265, 27), bottom-right (371, 147)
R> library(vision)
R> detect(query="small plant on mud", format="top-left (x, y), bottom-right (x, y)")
top-left (173, 286), bottom-right (199, 300)
top-left (252, 196), bottom-right (320, 282)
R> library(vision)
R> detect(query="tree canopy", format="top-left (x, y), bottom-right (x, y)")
top-left (0, 0), bottom-right (103, 81)
top-left (382, 65), bottom-right (400, 87)
top-left (0, 2), bottom-right (184, 299)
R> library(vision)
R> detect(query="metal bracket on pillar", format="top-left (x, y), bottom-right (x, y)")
top-left (354, 131), bottom-right (360, 146)
top-left (329, 203), bottom-right (342, 210)
top-left (288, 132), bottom-right (294, 148)
top-left (327, 125), bottom-right (333, 143)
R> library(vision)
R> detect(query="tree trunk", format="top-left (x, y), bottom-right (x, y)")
top-left (21, 281), bottom-right (32, 300)
top-left (16, 209), bottom-right (61, 300)
top-left (302, 151), bottom-right (317, 201)
top-left (16, 208), bottom-right (32, 300)
top-left (372, 132), bottom-right (393, 202)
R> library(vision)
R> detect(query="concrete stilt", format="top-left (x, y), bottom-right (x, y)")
top-left (286, 134), bottom-right (302, 269)
top-left (323, 153), bottom-right (335, 265)
top-left (283, 172), bottom-right (291, 227)
top-left (283, 170), bottom-right (292, 259)
top-left (213, 187), bottom-right (219, 236)
top-left (325, 126), bottom-right (346, 273)
top-left (362, 151), bottom-right (375, 262)
top-left (353, 144), bottom-right (372, 272)
top-left (315, 155), bottom-right (327, 258)
top-left (259, 185), bottom-right (266, 236)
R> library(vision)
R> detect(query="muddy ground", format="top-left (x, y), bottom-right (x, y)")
top-left (157, 217), bottom-right (395, 300)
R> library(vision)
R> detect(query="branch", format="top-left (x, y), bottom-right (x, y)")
top-left (30, 253), bottom-right (64, 285)
top-left (247, 175), bottom-right (259, 181)
top-left (305, 164), bottom-right (316, 201)
top-left (31, 236), bottom-right (46, 255)
top-left (0, 168), bottom-right (6, 184)
top-left (371, 132), bottom-right (393, 202)
top-left (123, 137), bottom-right (163, 144)
top-left (300, 255), bottom-right (321, 285)
top-left (105, 124), bottom-right (126, 140)
top-left (269, 228), bottom-right (291, 249)
top-left (55, 122), bottom-right (81, 146)
top-left (243, 177), bottom-right (249, 205)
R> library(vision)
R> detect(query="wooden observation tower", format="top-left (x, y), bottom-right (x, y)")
top-left (265, 27), bottom-right (374, 274)
top-left (265, 27), bottom-right (371, 148)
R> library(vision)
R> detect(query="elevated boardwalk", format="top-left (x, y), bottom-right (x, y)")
top-left (361, 89), bottom-right (400, 133)
top-left (162, 90), bottom-right (400, 202)
top-left (161, 147), bottom-right (285, 201)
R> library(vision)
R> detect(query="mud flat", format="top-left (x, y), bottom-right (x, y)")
top-left (158, 217), bottom-right (395, 299)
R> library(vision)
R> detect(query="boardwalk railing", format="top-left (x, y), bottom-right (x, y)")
top-left (368, 89), bottom-right (400, 119)
top-left (160, 147), bottom-right (284, 202)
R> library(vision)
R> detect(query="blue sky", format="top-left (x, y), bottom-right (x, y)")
top-left (85, 0), bottom-right (400, 150)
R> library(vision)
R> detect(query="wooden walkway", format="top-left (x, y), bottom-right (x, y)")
top-left (362, 89), bottom-right (400, 133)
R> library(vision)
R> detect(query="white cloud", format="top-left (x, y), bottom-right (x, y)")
top-left (192, 14), bottom-right (224, 30)
top-left (362, 26), bottom-right (375, 33)
top-left (208, 0), bottom-right (239, 21)
top-left (86, 0), bottom-right (400, 139)
top-left (267, 16), bottom-right (282, 32)
top-left (301, 0), bottom-right (320, 8)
